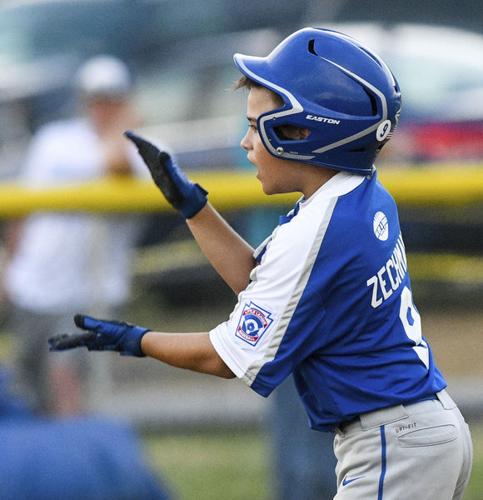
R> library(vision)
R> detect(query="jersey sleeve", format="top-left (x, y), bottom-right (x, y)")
top-left (209, 196), bottom-right (339, 397)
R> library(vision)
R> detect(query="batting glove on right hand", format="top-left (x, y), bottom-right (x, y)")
top-left (48, 314), bottom-right (150, 357)
top-left (125, 130), bottom-right (208, 219)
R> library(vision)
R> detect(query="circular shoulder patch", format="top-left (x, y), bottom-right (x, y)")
top-left (373, 211), bottom-right (389, 241)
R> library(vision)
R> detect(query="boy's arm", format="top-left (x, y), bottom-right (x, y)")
top-left (49, 133), bottom-right (252, 377)
top-left (186, 203), bottom-right (255, 294)
top-left (48, 315), bottom-right (235, 378)
top-left (141, 330), bottom-right (235, 378)
top-left (125, 131), bottom-right (256, 294)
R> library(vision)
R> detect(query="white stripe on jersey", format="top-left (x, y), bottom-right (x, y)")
top-left (244, 197), bottom-right (337, 383)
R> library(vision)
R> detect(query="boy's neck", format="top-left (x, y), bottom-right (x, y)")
top-left (300, 166), bottom-right (339, 199)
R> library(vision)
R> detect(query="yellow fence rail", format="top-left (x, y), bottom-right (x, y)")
top-left (1, 165), bottom-right (483, 217)
top-left (1, 165), bottom-right (482, 286)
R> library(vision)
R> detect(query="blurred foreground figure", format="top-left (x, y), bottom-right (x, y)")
top-left (0, 366), bottom-right (171, 500)
top-left (1, 55), bottom-right (146, 415)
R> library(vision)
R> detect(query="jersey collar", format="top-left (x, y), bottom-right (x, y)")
top-left (279, 169), bottom-right (373, 225)
top-left (300, 170), bottom-right (370, 207)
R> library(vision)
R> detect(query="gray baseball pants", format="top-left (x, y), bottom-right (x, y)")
top-left (333, 390), bottom-right (473, 500)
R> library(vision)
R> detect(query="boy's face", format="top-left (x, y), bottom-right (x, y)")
top-left (241, 86), bottom-right (304, 195)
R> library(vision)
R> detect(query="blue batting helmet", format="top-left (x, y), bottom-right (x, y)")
top-left (234, 28), bottom-right (401, 175)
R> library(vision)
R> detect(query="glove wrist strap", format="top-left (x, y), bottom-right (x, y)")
top-left (181, 184), bottom-right (208, 219)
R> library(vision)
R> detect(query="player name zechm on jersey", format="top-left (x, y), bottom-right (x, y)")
top-left (366, 233), bottom-right (407, 308)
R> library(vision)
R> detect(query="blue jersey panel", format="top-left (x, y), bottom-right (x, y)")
top-left (251, 172), bottom-right (446, 430)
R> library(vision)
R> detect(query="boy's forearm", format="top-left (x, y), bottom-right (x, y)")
top-left (186, 203), bottom-right (256, 294)
top-left (141, 330), bottom-right (235, 379)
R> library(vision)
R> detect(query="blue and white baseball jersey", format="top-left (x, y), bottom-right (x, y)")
top-left (209, 170), bottom-right (446, 431)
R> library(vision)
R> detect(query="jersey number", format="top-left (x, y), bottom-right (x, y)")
top-left (399, 286), bottom-right (429, 369)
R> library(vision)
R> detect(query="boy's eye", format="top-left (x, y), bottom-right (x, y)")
top-left (249, 124), bottom-right (258, 132)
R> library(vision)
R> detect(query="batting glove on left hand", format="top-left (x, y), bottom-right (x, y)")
top-left (48, 314), bottom-right (150, 357)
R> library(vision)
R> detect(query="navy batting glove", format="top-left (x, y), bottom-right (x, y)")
top-left (124, 130), bottom-right (208, 219)
top-left (48, 314), bottom-right (150, 357)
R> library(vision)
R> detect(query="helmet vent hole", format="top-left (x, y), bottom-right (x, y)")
top-left (308, 39), bottom-right (318, 55)
top-left (363, 89), bottom-right (378, 116)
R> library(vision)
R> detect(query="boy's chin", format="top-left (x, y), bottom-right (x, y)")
top-left (260, 182), bottom-right (276, 195)
top-left (260, 180), bottom-right (291, 196)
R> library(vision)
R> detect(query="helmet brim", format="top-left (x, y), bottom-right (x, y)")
top-left (234, 53), bottom-right (299, 108)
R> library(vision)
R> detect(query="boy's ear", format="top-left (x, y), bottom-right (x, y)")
top-left (298, 128), bottom-right (311, 140)
top-left (275, 125), bottom-right (311, 140)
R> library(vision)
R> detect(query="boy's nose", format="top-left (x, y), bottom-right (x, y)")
top-left (240, 130), bottom-right (251, 151)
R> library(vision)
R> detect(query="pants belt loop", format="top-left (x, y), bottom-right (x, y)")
top-left (436, 389), bottom-right (456, 410)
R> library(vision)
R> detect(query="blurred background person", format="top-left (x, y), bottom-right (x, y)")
top-left (0, 55), bottom-right (147, 416)
top-left (270, 377), bottom-right (337, 500)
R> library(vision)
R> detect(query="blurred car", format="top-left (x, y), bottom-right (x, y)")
top-left (320, 23), bottom-right (483, 164)
top-left (138, 22), bottom-right (483, 168)
top-left (0, 0), bottom-right (317, 177)
top-left (0, 0), bottom-right (158, 178)
top-left (2, 3), bottom-right (483, 178)
top-left (137, 29), bottom-right (282, 169)
top-left (3, 0), bottom-right (483, 174)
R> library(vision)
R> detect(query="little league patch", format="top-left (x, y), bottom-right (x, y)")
top-left (236, 302), bottom-right (274, 346)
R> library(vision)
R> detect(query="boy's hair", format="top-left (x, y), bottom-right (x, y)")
top-left (234, 75), bottom-right (257, 90)
top-left (235, 76), bottom-right (283, 107)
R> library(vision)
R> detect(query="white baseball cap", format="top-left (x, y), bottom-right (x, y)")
top-left (75, 55), bottom-right (133, 98)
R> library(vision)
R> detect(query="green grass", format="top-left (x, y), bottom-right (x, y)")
top-left (466, 424), bottom-right (483, 500)
top-left (144, 424), bottom-right (483, 500)
top-left (144, 431), bottom-right (270, 500)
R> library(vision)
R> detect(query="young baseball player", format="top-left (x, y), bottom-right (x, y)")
top-left (49, 28), bottom-right (473, 499)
